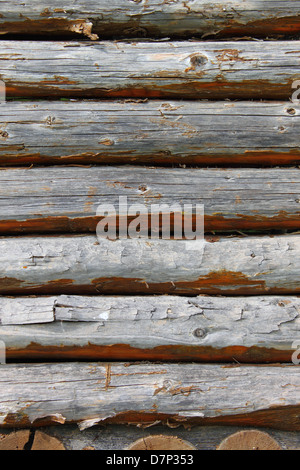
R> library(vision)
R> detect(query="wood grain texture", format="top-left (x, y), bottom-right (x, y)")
top-left (0, 166), bottom-right (299, 233)
top-left (0, 234), bottom-right (299, 296)
top-left (0, 296), bottom-right (55, 325)
top-left (1, 362), bottom-right (300, 430)
top-left (0, 101), bottom-right (299, 167)
top-left (126, 435), bottom-right (197, 450)
top-left (216, 429), bottom-right (282, 450)
top-left (1, 295), bottom-right (300, 362)
top-left (0, 41), bottom-right (299, 99)
top-left (0, 430), bottom-right (30, 450)
top-left (18, 424), bottom-right (300, 450)
top-left (0, 1), bottom-right (299, 39)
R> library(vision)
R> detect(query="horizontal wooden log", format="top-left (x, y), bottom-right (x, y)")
top-left (1, 295), bottom-right (300, 362)
top-left (0, 234), bottom-right (299, 295)
top-left (0, 41), bottom-right (300, 99)
top-left (0, 101), bottom-right (299, 167)
top-left (0, 166), bottom-right (300, 233)
top-left (1, 362), bottom-right (300, 430)
top-left (0, 1), bottom-right (299, 39)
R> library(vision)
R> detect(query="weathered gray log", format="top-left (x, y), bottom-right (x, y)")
top-left (0, 296), bottom-right (55, 325)
top-left (1, 362), bottom-right (300, 430)
top-left (1, 295), bottom-right (300, 362)
top-left (0, 1), bottom-right (299, 39)
top-left (13, 424), bottom-right (300, 450)
top-left (0, 234), bottom-right (299, 295)
top-left (0, 166), bottom-right (299, 233)
top-left (0, 101), bottom-right (299, 167)
top-left (0, 41), bottom-right (300, 99)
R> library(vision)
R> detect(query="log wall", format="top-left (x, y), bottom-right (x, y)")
top-left (0, 0), bottom-right (299, 451)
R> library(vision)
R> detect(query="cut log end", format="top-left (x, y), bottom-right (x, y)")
top-left (217, 430), bottom-right (282, 450)
top-left (31, 431), bottom-right (65, 451)
top-left (0, 430), bottom-right (30, 450)
top-left (127, 435), bottom-right (197, 450)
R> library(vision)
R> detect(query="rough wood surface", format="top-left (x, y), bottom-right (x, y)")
top-left (0, 297), bottom-right (55, 325)
top-left (30, 431), bottom-right (65, 450)
top-left (1, 362), bottom-right (300, 430)
top-left (1, 295), bottom-right (300, 362)
top-left (216, 430), bottom-right (282, 450)
top-left (0, 234), bottom-right (299, 296)
top-left (127, 435), bottom-right (197, 450)
top-left (0, 166), bottom-right (299, 233)
top-left (13, 424), bottom-right (300, 450)
top-left (0, 101), bottom-right (299, 167)
top-left (0, 41), bottom-right (299, 99)
top-left (0, 1), bottom-right (299, 39)
top-left (0, 430), bottom-right (30, 450)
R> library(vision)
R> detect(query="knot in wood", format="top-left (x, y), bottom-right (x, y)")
top-left (190, 54), bottom-right (208, 67)
top-left (193, 328), bottom-right (207, 339)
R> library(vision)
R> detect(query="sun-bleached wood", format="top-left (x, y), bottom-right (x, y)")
top-left (0, 297), bottom-right (55, 325)
top-left (0, 166), bottom-right (299, 233)
top-left (1, 295), bottom-right (299, 362)
top-left (0, 101), bottom-right (299, 167)
top-left (1, 362), bottom-right (300, 430)
top-left (0, 1), bottom-right (299, 39)
top-left (0, 234), bottom-right (299, 296)
top-left (0, 41), bottom-right (299, 99)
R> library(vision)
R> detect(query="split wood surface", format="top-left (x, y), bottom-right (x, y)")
top-left (0, 295), bottom-right (299, 362)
